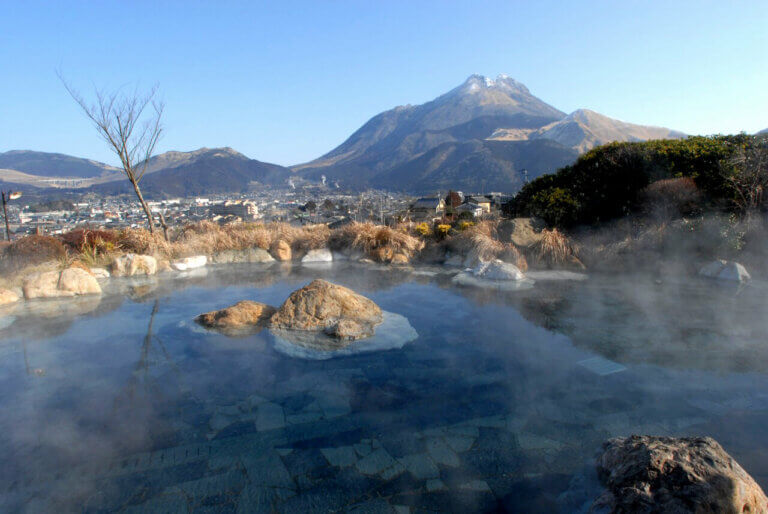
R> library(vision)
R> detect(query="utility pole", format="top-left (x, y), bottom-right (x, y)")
top-left (2, 190), bottom-right (22, 241)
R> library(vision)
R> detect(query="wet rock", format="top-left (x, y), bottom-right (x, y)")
top-left (0, 288), bottom-right (20, 305)
top-left (323, 319), bottom-right (375, 341)
top-left (473, 259), bottom-right (525, 281)
top-left (269, 279), bottom-right (383, 340)
top-left (699, 260), bottom-right (751, 283)
top-left (211, 248), bottom-right (275, 264)
top-left (270, 240), bottom-right (292, 261)
top-left (591, 435), bottom-right (768, 514)
top-left (90, 267), bottom-right (110, 279)
top-left (195, 301), bottom-right (276, 333)
top-left (171, 255), bottom-right (207, 271)
top-left (301, 248), bottom-right (333, 263)
top-left (391, 253), bottom-right (410, 264)
top-left (498, 217), bottom-right (546, 247)
top-left (58, 267), bottom-right (102, 295)
top-left (111, 253), bottom-right (158, 277)
top-left (22, 267), bottom-right (101, 299)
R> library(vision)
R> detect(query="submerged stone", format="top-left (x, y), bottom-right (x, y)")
top-left (270, 311), bottom-right (417, 360)
top-left (699, 259), bottom-right (751, 283)
top-left (171, 255), bottom-right (207, 271)
top-left (195, 301), bottom-right (276, 334)
top-left (111, 253), bottom-right (158, 277)
top-left (301, 248), bottom-right (333, 263)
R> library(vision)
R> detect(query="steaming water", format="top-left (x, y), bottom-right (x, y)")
top-left (0, 263), bottom-right (767, 512)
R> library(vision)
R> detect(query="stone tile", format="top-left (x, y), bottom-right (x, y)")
top-left (236, 485), bottom-right (295, 513)
top-left (241, 451), bottom-right (295, 490)
top-left (443, 435), bottom-right (474, 453)
top-left (286, 411), bottom-right (325, 425)
top-left (445, 425), bottom-right (479, 438)
top-left (516, 433), bottom-right (564, 451)
top-left (256, 403), bottom-right (285, 432)
top-left (426, 479), bottom-right (446, 492)
top-left (460, 479), bottom-right (491, 492)
top-left (355, 442), bottom-right (373, 457)
top-left (397, 453), bottom-right (439, 480)
top-left (321, 446), bottom-right (358, 468)
top-left (380, 460), bottom-right (405, 480)
top-left (345, 498), bottom-right (395, 513)
top-left (356, 448), bottom-right (397, 476)
top-left (425, 439), bottom-right (459, 467)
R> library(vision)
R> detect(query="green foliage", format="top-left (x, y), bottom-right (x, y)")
top-left (507, 135), bottom-right (756, 227)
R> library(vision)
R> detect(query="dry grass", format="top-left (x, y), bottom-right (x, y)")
top-left (440, 220), bottom-right (528, 269)
top-left (328, 222), bottom-right (424, 262)
top-left (532, 228), bottom-right (583, 269)
top-left (0, 235), bottom-right (68, 276)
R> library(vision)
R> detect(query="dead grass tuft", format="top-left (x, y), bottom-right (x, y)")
top-left (329, 223), bottom-right (424, 262)
top-left (532, 228), bottom-right (583, 269)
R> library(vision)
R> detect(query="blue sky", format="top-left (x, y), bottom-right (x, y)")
top-left (1, 0), bottom-right (766, 167)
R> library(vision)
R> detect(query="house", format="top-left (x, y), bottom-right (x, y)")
top-left (464, 196), bottom-right (491, 214)
top-left (456, 203), bottom-right (484, 218)
top-left (409, 197), bottom-right (445, 215)
top-left (211, 200), bottom-right (258, 220)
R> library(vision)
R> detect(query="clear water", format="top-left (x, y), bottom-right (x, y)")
top-left (0, 263), bottom-right (767, 513)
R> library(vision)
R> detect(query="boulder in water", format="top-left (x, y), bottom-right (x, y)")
top-left (301, 248), bottom-right (333, 263)
top-left (473, 259), bottom-right (526, 281)
top-left (699, 260), bottom-right (751, 283)
top-left (211, 248), bottom-right (275, 264)
top-left (23, 267), bottom-right (101, 299)
top-left (270, 240), bottom-right (292, 261)
top-left (90, 267), bottom-right (110, 279)
top-left (0, 288), bottom-right (20, 305)
top-left (171, 255), bottom-right (207, 271)
top-left (111, 254), bottom-right (158, 277)
top-left (269, 279), bottom-right (383, 340)
top-left (591, 435), bottom-right (768, 514)
top-left (196, 300), bottom-right (277, 334)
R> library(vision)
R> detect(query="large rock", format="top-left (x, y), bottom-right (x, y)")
top-left (22, 267), bottom-right (102, 299)
top-left (111, 254), bottom-right (158, 277)
top-left (268, 279), bottom-right (383, 340)
top-left (58, 267), bottom-right (102, 295)
top-left (0, 288), bottom-right (20, 305)
top-left (301, 248), bottom-right (333, 263)
top-left (195, 300), bottom-right (276, 334)
top-left (171, 255), bottom-right (207, 271)
top-left (90, 267), bottom-right (110, 279)
top-left (498, 217), bottom-right (546, 247)
top-left (591, 435), bottom-right (768, 514)
top-left (270, 240), bottom-right (292, 261)
top-left (210, 248), bottom-right (275, 264)
top-left (472, 259), bottom-right (526, 281)
top-left (699, 260), bottom-right (751, 283)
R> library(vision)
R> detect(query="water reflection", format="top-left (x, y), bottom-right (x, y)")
top-left (0, 264), bottom-right (766, 512)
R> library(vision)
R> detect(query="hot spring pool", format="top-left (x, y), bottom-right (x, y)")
top-left (0, 262), bottom-right (766, 512)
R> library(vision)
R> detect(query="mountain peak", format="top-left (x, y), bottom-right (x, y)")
top-left (459, 74), bottom-right (530, 95)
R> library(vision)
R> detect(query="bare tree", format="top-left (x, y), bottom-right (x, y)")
top-left (723, 141), bottom-right (768, 215)
top-left (59, 73), bottom-right (165, 236)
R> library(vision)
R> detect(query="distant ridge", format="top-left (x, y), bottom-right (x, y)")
top-left (293, 74), bottom-right (685, 192)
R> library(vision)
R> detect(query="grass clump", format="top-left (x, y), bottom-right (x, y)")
top-left (329, 222), bottom-right (424, 262)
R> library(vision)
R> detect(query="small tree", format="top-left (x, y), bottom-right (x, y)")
top-left (722, 140), bottom-right (768, 215)
top-left (60, 74), bottom-right (165, 236)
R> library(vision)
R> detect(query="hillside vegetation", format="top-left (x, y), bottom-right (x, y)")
top-left (507, 134), bottom-right (765, 227)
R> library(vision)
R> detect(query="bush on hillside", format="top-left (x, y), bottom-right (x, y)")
top-left (0, 235), bottom-right (67, 274)
top-left (506, 135), bottom-right (755, 227)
